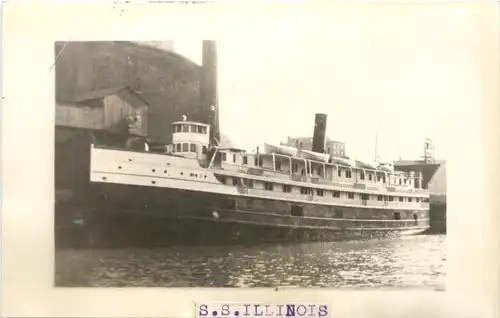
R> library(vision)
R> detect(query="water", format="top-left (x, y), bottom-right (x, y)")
top-left (55, 234), bottom-right (445, 290)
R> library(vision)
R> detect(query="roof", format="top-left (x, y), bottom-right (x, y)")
top-left (394, 159), bottom-right (445, 167)
top-left (71, 86), bottom-right (150, 107)
top-left (217, 147), bottom-right (247, 153)
top-left (172, 121), bottom-right (210, 127)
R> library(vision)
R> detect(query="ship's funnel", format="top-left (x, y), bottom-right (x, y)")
top-left (201, 40), bottom-right (220, 145)
top-left (312, 113), bottom-right (327, 153)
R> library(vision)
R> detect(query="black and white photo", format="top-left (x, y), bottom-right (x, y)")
top-left (54, 40), bottom-right (446, 289)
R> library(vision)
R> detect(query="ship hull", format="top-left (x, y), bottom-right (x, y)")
top-left (56, 182), bottom-right (430, 248)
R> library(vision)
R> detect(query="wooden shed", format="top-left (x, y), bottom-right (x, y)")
top-left (56, 86), bottom-right (149, 137)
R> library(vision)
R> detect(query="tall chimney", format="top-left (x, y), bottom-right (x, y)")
top-left (200, 40), bottom-right (220, 145)
top-left (312, 113), bottom-right (327, 153)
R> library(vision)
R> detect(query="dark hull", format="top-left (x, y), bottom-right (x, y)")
top-left (55, 182), bottom-right (430, 249)
top-left (425, 203), bottom-right (446, 234)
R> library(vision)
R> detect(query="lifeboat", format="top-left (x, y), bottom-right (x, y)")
top-left (263, 143), bottom-right (298, 157)
top-left (355, 160), bottom-right (378, 170)
top-left (299, 149), bottom-right (330, 163)
top-left (330, 156), bottom-right (353, 167)
top-left (378, 163), bottom-right (394, 172)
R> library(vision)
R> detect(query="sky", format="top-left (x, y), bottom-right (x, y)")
top-left (168, 4), bottom-right (489, 163)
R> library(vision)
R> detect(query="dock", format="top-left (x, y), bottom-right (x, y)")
top-left (394, 159), bottom-right (446, 233)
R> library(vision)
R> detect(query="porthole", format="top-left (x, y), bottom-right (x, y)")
top-left (102, 177), bottom-right (107, 180)
top-left (181, 172), bottom-right (184, 176)
top-left (164, 170), bottom-right (167, 174)
top-left (128, 159), bottom-right (132, 162)
top-left (152, 181), bottom-right (156, 184)
top-left (152, 169), bottom-right (156, 172)
top-left (118, 166), bottom-right (122, 169)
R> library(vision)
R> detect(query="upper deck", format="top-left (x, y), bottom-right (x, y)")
top-left (208, 147), bottom-right (428, 198)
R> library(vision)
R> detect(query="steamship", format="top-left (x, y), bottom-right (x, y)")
top-left (83, 113), bottom-right (431, 246)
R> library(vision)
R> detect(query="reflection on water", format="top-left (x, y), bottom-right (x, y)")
top-left (55, 235), bottom-right (445, 289)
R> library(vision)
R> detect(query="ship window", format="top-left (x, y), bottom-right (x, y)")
top-left (360, 172), bottom-right (365, 180)
top-left (182, 124), bottom-right (189, 132)
top-left (244, 179), bottom-right (254, 188)
top-left (176, 143), bottom-right (181, 152)
top-left (292, 163), bottom-right (298, 173)
top-left (369, 174), bottom-right (372, 181)
top-left (254, 157), bottom-right (258, 166)
top-left (316, 189), bottom-right (324, 196)
top-left (276, 161), bottom-right (281, 170)
top-left (348, 193), bottom-right (355, 199)
top-left (389, 196), bottom-right (394, 202)
top-left (197, 126), bottom-right (204, 133)
top-left (393, 212), bottom-right (401, 220)
top-left (382, 176), bottom-right (386, 183)
top-left (182, 143), bottom-right (189, 152)
top-left (377, 195), bottom-right (383, 201)
top-left (202, 146), bottom-right (208, 154)
top-left (377, 176), bottom-right (381, 182)
top-left (300, 187), bottom-right (312, 195)
top-left (334, 210), bottom-right (343, 218)
top-left (399, 179), bottom-right (402, 185)
top-left (333, 191), bottom-right (340, 198)
top-left (264, 182), bottom-right (274, 191)
top-left (361, 194), bottom-right (369, 200)
top-left (221, 152), bottom-right (227, 161)
top-left (201, 126), bottom-right (207, 134)
top-left (190, 144), bottom-right (196, 152)
top-left (259, 158), bottom-right (263, 167)
top-left (408, 197), bottom-right (412, 202)
top-left (415, 198), bottom-right (420, 203)
top-left (233, 154), bottom-right (236, 163)
top-left (243, 156), bottom-right (248, 164)
top-left (232, 178), bottom-right (238, 186)
top-left (283, 185), bottom-right (292, 193)
top-left (345, 170), bottom-right (352, 178)
top-left (399, 197), bottom-right (404, 202)
top-left (338, 169), bottom-right (342, 177)
top-left (290, 205), bottom-right (303, 217)
top-left (189, 124), bottom-right (196, 132)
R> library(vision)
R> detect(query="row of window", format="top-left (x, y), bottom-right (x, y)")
top-left (173, 123), bottom-right (208, 134)
top-left (221, 152), bottom-right (264, 166)
top-left (173, 143), bottom-right (208, 154)
top-left (220, 153), bottom-right (411, 185)
top-left (220, 199), bottom-right (421, 221)
top-left (221, 176), bottom-right (426, 203)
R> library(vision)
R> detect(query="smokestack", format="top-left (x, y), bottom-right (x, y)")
top-left (312, 113), bottom-right (327, 153)
top-left (201, 40), bottom-right (220, 145)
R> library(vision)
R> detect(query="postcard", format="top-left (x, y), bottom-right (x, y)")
top-left (2, 1), bottom-right (499, 317)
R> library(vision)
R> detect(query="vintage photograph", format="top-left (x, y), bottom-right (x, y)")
top-left (54, 40), bottom-right (446, 289)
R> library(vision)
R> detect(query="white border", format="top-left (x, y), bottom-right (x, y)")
top-left (2, 1), bottom-right (499, 317)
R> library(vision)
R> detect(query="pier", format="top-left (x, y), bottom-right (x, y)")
top-left (394, 159), bottom-right (446, 233)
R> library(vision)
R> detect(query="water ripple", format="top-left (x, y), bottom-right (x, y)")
top-left (55, 235), bottom-right (446, 289)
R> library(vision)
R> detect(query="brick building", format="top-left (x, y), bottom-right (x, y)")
top-left (286, 136), bottom-right (347, 157)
